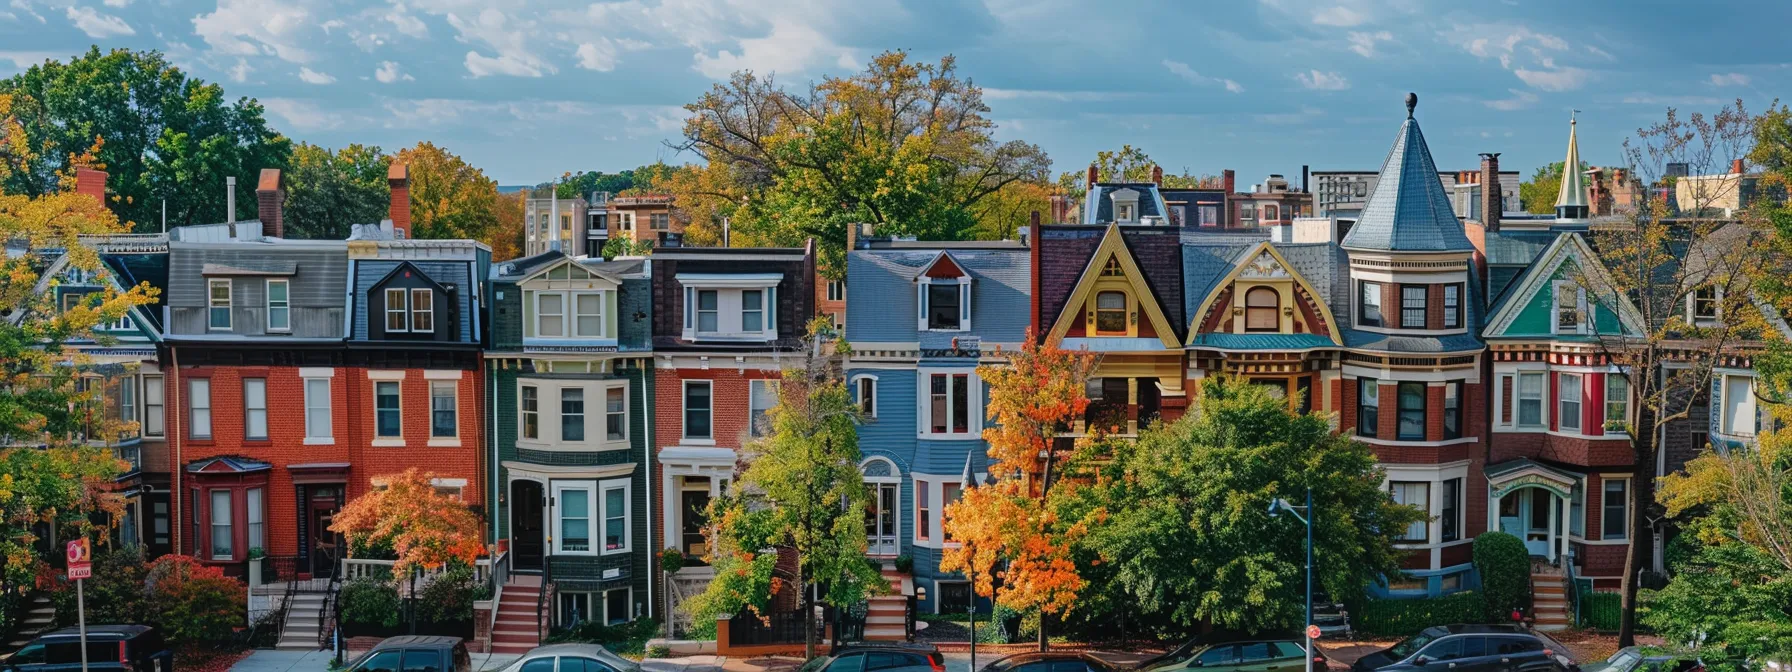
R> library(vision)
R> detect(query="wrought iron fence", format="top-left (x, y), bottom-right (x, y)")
top-left (730, 611), bottom-right (823, 647)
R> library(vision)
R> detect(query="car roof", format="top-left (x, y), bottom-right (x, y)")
top-left (41, 625), bottom-right (152, 639)
top-left (988, 652), bottom-right (1107, 666)
top-left (836, 642), bottom-right (941, 654)
top-left (370, 636), bottom-right (464, 650)
top-left (1429, 624), bottom-right (1531, 636)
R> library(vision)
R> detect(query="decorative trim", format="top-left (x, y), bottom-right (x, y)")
top-left (1044, 222), bottom-right (1180, 348)
top-left (366, 370), bottom-right (407, 381)
top-left (424, 369), bottom-right (464, 380)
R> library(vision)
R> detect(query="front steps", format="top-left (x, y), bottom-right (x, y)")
top-left (4, 595), bottom-right (55, 651)
top-left (864, 564), bottom-right (911, 642)
top-left (1531, 568), bottom-right (1569, 632)
top-left (492, 575), bottom-right (544, 655)
top-left (276, 593), bottom-right (328, 650)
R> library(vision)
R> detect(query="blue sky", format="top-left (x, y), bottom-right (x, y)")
top-left (3, 0), bottom-right (1789, 186)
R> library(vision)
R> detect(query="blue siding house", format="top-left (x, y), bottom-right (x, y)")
top-left (844, 238), bottom-right (1030, 614)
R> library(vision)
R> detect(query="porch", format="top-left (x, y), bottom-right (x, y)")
top-left (1486, 459), bottom-right (1579, 562)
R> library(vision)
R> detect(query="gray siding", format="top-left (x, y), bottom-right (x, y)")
top-left (845, 248), bottom-right (1030, 345)
top-left (166, 246), bottom-right (347, 338)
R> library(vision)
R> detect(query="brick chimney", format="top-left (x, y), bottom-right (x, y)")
top-left (1085, 163), bottom-right (1098, 190)
top-left (1731, 159), bottom-right (1745, 174)
top-left (75, 168), bottom-right (107, 205)
top-left (1151, 164), bottom-right (1163, 186)
top-left (1479, 153), bottom-right (1502, 233)
top-left (1222, 169), bottom-right (1236, 195)
top-left (388, 162), bottom-right (412, 238)
top-left (256, 168), bottom-right (286, 238)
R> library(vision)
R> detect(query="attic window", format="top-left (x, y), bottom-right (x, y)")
top-left (1117, 204), bottom-right (1135, 222)
top-left (1691, 286), bottom-right (1720, 321)
top-left (1101, 257), bottom-right (1123, 277)
top-left (1244, 287), bottom-right (1280, 332)
top-left (1095, 291), bottom-right (1128, 334)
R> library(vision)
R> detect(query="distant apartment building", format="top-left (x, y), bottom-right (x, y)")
top-left (525, 195), bottom-right (589, 257)
top-left (585, 192), bottom-right (613, 257)
top-left (1676, 160), bottom-right (1762, 217)
top-left (607, 194), bottom-right (684, 247)
top-left (1313, 169), bottom-right (1519, 219)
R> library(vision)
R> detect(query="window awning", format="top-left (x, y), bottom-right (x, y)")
top-left (674, 273), bottom-right (783, 289)
top-left (1485, 458), bottom-right (1580, 499)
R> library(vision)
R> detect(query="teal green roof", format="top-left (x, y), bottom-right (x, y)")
top-left (1188, 333), bottom-right (1336, 350)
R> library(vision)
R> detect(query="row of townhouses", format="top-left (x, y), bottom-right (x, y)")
top-left (38, 99), bottom-right (1773, 650)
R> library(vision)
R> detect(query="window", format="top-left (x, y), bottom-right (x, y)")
top-left (1263, 204), bottom-right (1279, 222)
top-left (1101, 257), bottom-right (1123, 277)
top-left (361, 652), bottom-right (403, 672)
top-left (1603, 478), bottom-right (1629, 540)
top-left (266, 280), bottom-right (289, 331)
top-left (605, 589), bottom-right (630, 625)
top-left (916, 482), bottom-right (931, 542)
top-left (749, 380), bottom-right (777, 438)
top-left (1559, 374), bottom-right (1583, 432)
top-left (410, 289), bottom-right (433, 332)
top-left (1443, 381), bottom-right (1462, 440)
top-left (575, 294), bottom-right (604, 337)
top-left (941, 483), bottom-right (962, 542)
top-left (385, 288), bottom-right (408, 332)
top-left (827, 280), bottom-right (845, 302)
top-left (538, 293), bottom-right (565, 336)
top-left (402, 650), bottom-right (441, 672)
top-left (684, 381), bottom-right (712, 440)
top-left (144, 376), bottom-right (164, 437)
top-left (606, 387), bottom-right (626, 442)
top-left (1692, 286), bottom-right (1719, 321)
top-left (855, 377), bottom-right (877, 417)
top-left (1569, 483), bottom-right (1585, 537)
top-left (189, 379), bottom-right (212, 439)
top-left (1117, 204), bottom-right (1135, 222)
top-left (1240, 203), bottom-right (1256, 226)
top-left (305, 378), bottom-right (332, 440)
top-left (696, 290), bottom-right (718, 332)
top-left (602, 482), bottom-right (627, 552)
top-left (210, 490), bottom-right (232, 559)
top-left (375, 381), bottom-right (401, 438)
top-left (1390, 481), bottom-right (1430, 542)
top-left (1242, 287), bottom-right (1281, 332)
top-left (1722, 375), bottom-right (1756, 436)
top-left (560, 487), bottom-right (590, 552)
top-left (1605, 375), bottom-right (1630, 431)
top-left (1517, 372), bottom-right (1544, 427)
top-left (1440, 478), bottom-right (1462, 542)
top-left (1358, 378), bottom-right (1379, 437)
top-left (926, 283), bottom-right (963, 331)
top-left (1198, 204), bottom-right (1218, 227)
top-left (1095, 291), bottom-right (1128, 333)
top-left (119, 376), bottom-right (136, 433)
top-left (1397, 382), bottom-right (1426, 440)
top-left (562, 388), bottom-right (585, 442)
top-left (1400, 285), bottom-right (1427, 329)
top-left (208, 279), bottom-right (231, 330)
top-left (247, 487), bottom-right (264, 552)
top-left (521, 385), bottom-right (539, 440)
top-left (742, 290), bottom-right (763, 333)
top-left (1556, 283), bottom-right (1584, 334)
top-left (1354, 181), bottom-right (1368, 197)
top-left (651, 213), bottom-right (670, 230)
top-left (431, 382), bottom-right (456, 438)
top-left (1359, 282), bottom-right (1383, 327)
top-left (1443, 284), bottom-right (1460, 329)
top-left (243, 378), bottom-right (268, 440)
top-left (927, 373), bottom-right (973, 436)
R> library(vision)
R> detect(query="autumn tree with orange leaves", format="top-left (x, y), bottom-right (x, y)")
top-left (941, 329), bottom-right (1096, 651)
top-left (331, 468), bottom-right (484, 577)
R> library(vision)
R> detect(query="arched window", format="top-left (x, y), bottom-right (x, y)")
top-left (1245, 287), bottom-right (1280, 332)
top-left (1095, 291), bottom-right (1128, 333)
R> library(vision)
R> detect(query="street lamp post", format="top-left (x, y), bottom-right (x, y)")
top-left (1270, 488), bottom-right (1314, 672)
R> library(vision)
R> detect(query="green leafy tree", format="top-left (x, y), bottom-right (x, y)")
top-left (284, 142), bottom-right (392, 240)
top-left (685, 321), bottom-right (884, 657)
top-left (1055, 145), bottom-right (1217, 204)
top-left (1057, 376), bottom-right (1424, 632)
top-left (0, 48), bottom-right (291, 230)
top-left (395, 142), bottom-right (500, 242)
top-left (600, 237), bottom-right (653, 260)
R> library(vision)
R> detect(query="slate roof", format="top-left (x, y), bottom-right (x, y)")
top-left (1181, 242), bottom-right (1256, 326)
top-left (1339, 110), bottom-right (1477, 253)
top-left (1188, 333), bottom-right (1335, 350)
top-left (845, 246), bottom-right (1030, 345)
top-left (1086, 182), bottom-right (1169, 224)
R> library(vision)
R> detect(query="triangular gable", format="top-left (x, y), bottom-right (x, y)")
top-left (1484, 233), bottom-right (1646, 338)
top-left (7, 252), bottom-right (162, 341)
top-left (516, 255), bottom-right (621, 287)
top-left (1045, 222), bottom-right (1180, 348)
top-left (1186, 242), bottom-right (1343, 346)
top-left (920, 251), bottom-right (968, 279)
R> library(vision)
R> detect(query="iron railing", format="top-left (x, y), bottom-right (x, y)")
top-left (318, 548), bottom-right (343, 650)
top-left (729, 611), bottom-right (823, 647)
top-left (537, 557), bottom-right (555, 642)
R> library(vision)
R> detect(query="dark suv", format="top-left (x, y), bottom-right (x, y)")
top-left (345, 636), bottom-right (473, 672)
top-left (2, 625), bottom-right (172, 672)
top-left (1351, 625), bottom-right (1575, 672)
top-left (1137, 631), bottom-right (1327, 672)
top-left (800, 642), bottom-right (945, 672)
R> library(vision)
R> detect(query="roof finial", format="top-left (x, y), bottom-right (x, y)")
top-left (1571, 108), bottom-right (1579, 125)
top-left (1405, 92), bottom-right (1417, 119)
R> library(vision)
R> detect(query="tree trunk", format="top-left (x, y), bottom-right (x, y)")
top-left (1618, 403), bottom-right (1659, 646)
top-left (1037, 612), bottom-right (1048, 652)
top-left (803, 576), bottom-right (816, 660)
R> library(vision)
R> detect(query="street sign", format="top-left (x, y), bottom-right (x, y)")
top-left (66, 539), bottom-right (90, 564)
top-left (68, 563), bottom-right (91, 580)
top-left (68, 539), bottom-right (92, 672)
top-left (1306, 624), bottom-right (1321, 640)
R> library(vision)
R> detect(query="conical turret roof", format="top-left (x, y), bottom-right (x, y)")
top-left (1555, 114), bottom-right (1590, 215)
top-left (1340, 93), bottom-right (1476, 253)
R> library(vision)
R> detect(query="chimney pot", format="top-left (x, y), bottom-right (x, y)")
top-left (389, 162), bottom-right (412, 238)
top-left (1150, 164), bottom-right (1163, 186)
top-left (226, 176), bottom-right (237, 225)
top-left (1085, 163), bottom-right (1098, 190)
top-left (256, 168), bottom-right (286, 239)
top-left (1479, 152), bottom-right (1502, 233)
top-left (1732, 159), bottom-right (1745, 174)
top-left (75, 169), bottom-right (108, 205)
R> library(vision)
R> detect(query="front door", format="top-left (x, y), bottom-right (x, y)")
top-left (308, 486), bottom-right (342, 577)
top-left (1525, 489), bottom-right (1552, 557)
top-left (681, 488), bottom-right (711, 558)
top-left (512, 480), bottom-right (545, 572)
top-left (865, 483), bottom-right (898, 556)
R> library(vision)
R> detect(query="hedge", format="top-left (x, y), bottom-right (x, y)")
top-left (1473, 532), bottom-right (1531, 621)
top-left (1354, 591), bottom-right (1487, 637)
top-left (1576, 590), bottom-right (1622, 631)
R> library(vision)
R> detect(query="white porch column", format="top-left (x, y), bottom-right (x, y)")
top-left (1489, 491), bottom-right (1502, 534)
top-left (661, 470), bottom-right (679, 550)
top-left (1546, 492), bottom-right (1558, 561)
top-left (1560, 492), bottom-right (1572, 563)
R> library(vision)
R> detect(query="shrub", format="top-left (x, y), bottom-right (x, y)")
top-left (1353, 591), bottom-right (1488, 637)
top-left (145, 556), bottom-right (246, 646)
top-left (1577, 589), bottom-right (1622, 630)
top-left (339, 577), bottom-right (402, 629)
top-left (547, 617), bottom-right (660, 655)
top-left (659, 549), bottom-right (685, 574)
top-left (81, 548), bottom-right (151, 625)
top-left (1472, 531), bottom-right (1531, 621)
top-left (416, 565), bottom-right (476, 624)
top-left (893, 555), bottom-right (913, 574)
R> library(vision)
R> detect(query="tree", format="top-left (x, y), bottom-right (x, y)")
top-left (554, 169), bottom-right (638, 200)
top-left (684, 321), bottom-right (882, 657)
top-left (490, 190), bottom-right (526, 261)
top-left (1570, 100), bottom-right (1767, 646)
top-left (144, 555), bottom-right (246, 646)
top-left (330, 468), bottom-right (484, 577)
top-left (395, 142), bottom-right (500, 242)
top-left (674, 51), bottom-right (1052, 274)
top-left (0, 48), bottom-right (291, 231)
top-left (1520, 162), bottom-right (1563, 214)
top-left (941, 329), bottom-right (1096, 650)
top-left (600, 237), bottom-right (653, 260)
top-left (283, 142), bottom-right (392, 240)
top-left (1059, 376), bottom-right (1423, 633)
top-left (1054, 146), bottom-right (1217, 204)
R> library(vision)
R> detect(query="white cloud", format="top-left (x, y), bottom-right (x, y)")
top-left (385, 2), bottom-right (427, 38)
top-left (374, 60), bottom-right (413, 83)
top-left (576, 37), bottom-right (649, 72)
top-left (1484, 88), bottom-right (1538, 111)
top-left (1585, 45), bottom-right (1614, 60)
top-left (1312, 5), bottom-right (1364, 26)
top-left (65, 6), bottom-right (133, 37)
top-left (263, 98), bottom-right (345, 131)
top-left (1449, 24), bottom-right (1567, 61)
top-left (1347, 30), bottom-right (1391, 57)
top-left (0, 51), bottom-right (58, 71)
top-left (689, 15), bottom-right (854, 79)
top-left (191, 0), bottom-right (316, 64)
top-left (448, 8), bottom-right (553, 78)
top-left (1163, 59), bottom-right (1243, 93)
top-left (1709, 72), bottom-right (1749, 87)
top-left (10, 0), bottom-right (45, 23)
top-left (298, 66), bottom-right (335, 84)
top-left (226, 58), bottom-right (252, 82)
top-left (102, 0), bottom-right (130, 7)
top-left (1445, 23), bottom-right (1592, 92)
top-left (1514, 66), bottom-right (1588, 92)
top-left (1295, 69), bottom-right (1349, 90)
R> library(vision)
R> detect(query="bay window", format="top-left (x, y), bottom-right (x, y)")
top-left (1359, 281), bottom-right (1383, 327)
top-left (1400, 285), bottom-right (1427, 328)
top-left (916, 480), bottom-right (931, 542)
top-left (854, 376), bottom-right (878, 418)
top-left (941, 482), bottom-right (962, 542)
top-left (562, 388), bottom-right (585, 442)
top-left (1443, 381), bottom-right (1462, 440)
top-left (559, 487), bottom-right (591, 552)
top-left (247, 488), bottom-right (264, 552)
top-left (1440, 478), bottom-right (1462, 542)
top-left (1443, 284), bottom-right (1461, 329)
top-left (1517, 372), bottom-right (1544, 427)
top-left (1396, 382), bottom-right (1425, 440)
top-left (606, 387), bottom-right (626, 442)
top-left (210, 490), bottom-right (232, 559)
top-left (521, 385), bottom-right (539, 439)
top-left (1605, 375), bottom-right (1630, 431)
top-left (1559, 374), bottom-right (1583, 432)
top-left (1389, 481), bottom-right (1430, 543)
top-left (602, 481), bottom-right (628, 553)
top-left (1358, 378), bottom-right (1379, 437)
top-left (555, 480), bottom-right (630, 555)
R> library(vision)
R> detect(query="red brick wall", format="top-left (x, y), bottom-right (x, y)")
top-left (343, 368), bottom-right (485, 506)
top-left (651, 366), bottom-right (782, 552)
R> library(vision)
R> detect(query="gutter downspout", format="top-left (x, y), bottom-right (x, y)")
top-left (638, 359), bottom-right (655, 621)
top-left (490, 357), bottom-right (500, 548)
top-left (170, 347), bottom-right (182, 555)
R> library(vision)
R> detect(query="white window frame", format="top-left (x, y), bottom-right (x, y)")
top-left (1553, 280), bottom-right (1588, 335)
top-left (919, 370), bottom-right (980, 439)
top-left (1389, 481), bottom-right (1431, 543)
top-left (143, 375), bottom-right (164, 438)
top-left (1690, 285), bottom-right (1721, 322)
top-left (917, 277), bottom-right (972, 333)
top-left (1517, 372), bottom-right (1546, 428)
top-left (410, 288), bottom-right (434, 333)
top-left (683, 379), bottom-right (714, 442)
top-left (374, 380), bottom-right (403, 440)
top-left (852, 374), bottom-right (879, 419)
top-left (207, 279), bottom-right (231, 331)
top-left (266, 279), bottom-right (289, 332)
top-left (573, 292), bottom-right (606, 338)
top-left (520, 384), bottom-right (540, 440)
top-left (189, 378), bottom-right (212, 439)
top-left (599, 478), bottom-right (632, 555)
top-left (1602, 477), bottom-right (1630, 541)
top-left (604, 385), bottom-right (628, 443)
top-left (554, 483), bottom-right (596, 554)
top-left (561, 387), bottom-right (587, 443)
top-left (827, 280), bottom-right (846, 302)
top-left (1558, 373), bottom-right (1583, 432)
top-left (748, 379), bottom-right (778, 438)
top-left (247, 487), bottom-right (264, 553)
top-left (430, 381), bottom-right (458, 441)
top-left (536, 291), bottom-right (566, 337)
top-left (304, 375), bottom-right (333, 444)
top-left (1721, 373), bottom-right (1757, 437)
top-left (678, 274), bottom-right (783, 341)
top-left (1604, 374), bottom-right (1630, 433)
top-left (243, 377), bottom-right (268, 441)
top-left (385, 288), bottom-right (409, 333)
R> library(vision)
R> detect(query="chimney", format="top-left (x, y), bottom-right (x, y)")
top-left (1027, 210), bottom-right (1039, 241)
top-left (1150, 164), bottom-right (1163, 186)
top-left (75, 169), bottom-right (108, 205)
top-left (256, 168), bottom-right (286, 238)
top-left (226, 176), bottom-right (237, 225)
top-left (1222, 169), bottom-right (1236, 194)
top-left (1479, 153), bottom-right (1502, 233)
top-left (1732, 159), bottom-right (1745, 174)
top-left (388, 163), bottom-right (412, 238)
top-left (1085, 163), bottom-right (1098, 190)
top-left (847, 220), bottom-right (860, 251)
top-left (1301, 165), bottom-right (1309, 193)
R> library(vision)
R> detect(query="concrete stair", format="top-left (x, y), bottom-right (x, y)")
top-left (1531, 573), bottom-right (1569, 632)
top-left (276, 593), bottom-right (327, 650)
top-left (492, 577), bottom-right (544, 655)
top-left (4, 596), bottom-right (55, 651)
top-left (864, 565), bottom-right (911, 642)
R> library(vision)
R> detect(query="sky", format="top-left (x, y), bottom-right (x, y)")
top-left (3, 0), bottom-right (1790, 186)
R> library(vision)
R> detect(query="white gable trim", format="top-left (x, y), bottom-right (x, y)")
top-left (1484, 233), bottom-right (1645, 338)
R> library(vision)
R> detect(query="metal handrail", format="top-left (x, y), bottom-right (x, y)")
top-left (484, 551), bottom-right (510, 651)
top-left (536, 556), bottom-right (555, 642)
top-left (1563, 546), bottom-right (1584, 627)
top-left (319, 543), bottom-right (344, 651)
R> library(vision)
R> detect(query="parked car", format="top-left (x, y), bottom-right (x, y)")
top-left (799, 642), bottom-right (946, 672)
top-left (1581, 648), bottom-right (1706, 672)
top-left (492, 644), bottom-right (642, 672)
top-left (342, 636), bottom-right (473, 672)
top-left (1350, 625), bottom-right (1575, 672)
top-left (978, 652), bottom-right (1118, 672)
top-left (1, 625), bottom-right (173, 672)
top-left (1136, 631), bottom-right (1326, 672)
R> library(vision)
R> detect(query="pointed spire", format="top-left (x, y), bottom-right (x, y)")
top-left (1339, 92), bottom-right (1475, 253)
top-left (960, 451), bottom-right (977, 490)
top-left (1555, 111), bottom-right (1590, 220)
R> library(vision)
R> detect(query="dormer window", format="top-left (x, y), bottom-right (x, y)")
top-left (1117, 204), bottom-right (1135, 222)
top-left (677, 273), bottom-right (782, 341)
top-left (1554, 281), bottom-right (1587, 335)
top-left (1244, 287), bottom-right (1279, 332)
top-left (383, 288), bottom-right (433, 333)
top-left (1109, 188), bottom-right (1141, 223)
top-left (532, 291), bottom-right (611, 339)
top-left (1691, 286), bottom-right (1720, 322)
top-left (1095, 291), bottom-right (1128, 334)
top-left (927, 284), bottom-right (962, 330)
